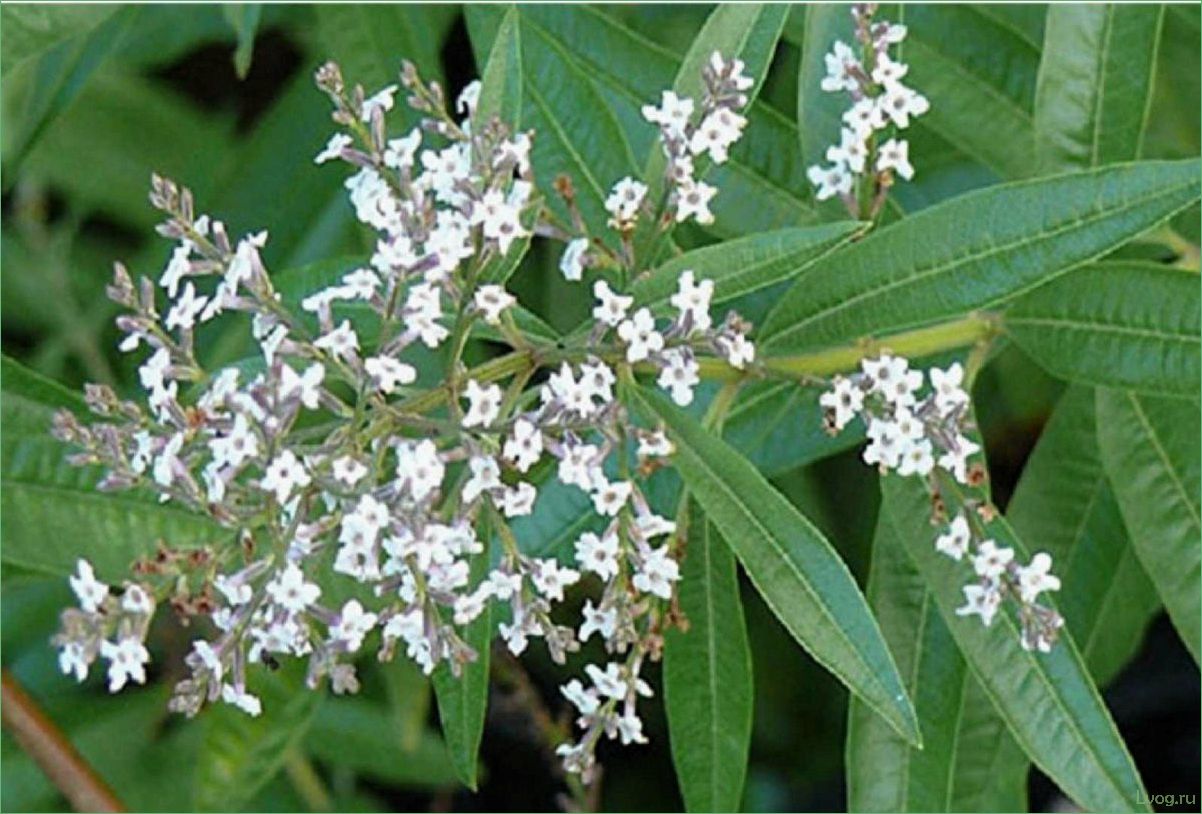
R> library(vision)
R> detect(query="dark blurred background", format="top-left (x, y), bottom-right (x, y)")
top-left (2, 5), bottom-right (1198, 812)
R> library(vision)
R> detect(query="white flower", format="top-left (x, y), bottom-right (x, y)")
top-left (383, 129), bottom-right (422, 169)
top-left (160, 245), bottom-right (191, 297)
top-left (575, 531), bottom-right (620, 580)
top-left (331, 455), bottom-right (368, 487)
top-left (657, 348), bottom-right (700, 406)
top-left (314, 320), bottom-right (360, 361)
top-left (842, 97), bottom-right (886, 138)
top-left (260, 450), bottom-right (311, 503)
top-left (532, 559), bottom-right (580, 602)
top-left (930, 363), bottom-right (969, 415)
top-left (593, 280), bottom-right (633, 327)
top-left (632, 545), bottom-right (679, 599)
top-left (500, 482), bottom-right (537, 517)
top-left (315, 132), bottom-right (352, 164)
top-left (896, 438), bottom-right (934, 476)
top-left (561, 678), bottom-right (600, 716)
top-left (331, 600), bottom-right (378, 652)
top-left (605, 177), bottom-right (647, 228)
top-left (578, 360), bottom-right (616, 403)
top-left (938, 434), bottom-right (981, 484)
top-left (58, 642), bottom-right (89, 683)
top-left (972, 540), bottom-right (1014, 580)
top-left (956, 583), bottom-right (1002, 626)
top-left (935, 515), bottom-right (972, 561)
top-left (877, 82), bottom-right (929, 129)
top-left (862, 354), bottom-right (922, 406)
top-left (819, 376), bottom-right (864, 430)
top-left (121, 585), bottom-right (154, 615)
top-left (463, 455), bottom-right (501, 503)
top-left (617, 308), bottom-right (664, 363)
top-left (361, 84), bottom-right (399, 121)
top-left (821, 41), bottom-right (861, 93)
top-left (364, 356), bottom-right (417, 394)
top-left (718, 332), bottom-right (756, 369)
top-left (579, 600), bottom-right (617, 643)
top-left (69, 559), bottom-right (108, 613)
top-left (165, 283), bottom-right (209, 332)
top-left (280, 363), bottom-right (325, 409)
top-left (396, 439), bottom-right (444, 500)
top-left (637, 430), bottom-right (674, 459)
top-left (636, 513), bottom-right (676, 540)
top-left (471, 190), bottom-right (527, 255)
top-left (876, 138), bottom-right (914, 180)
top-left (560, 238), bottom-right (589, 281)
top-left (807, 162), bottom-right (853, 201)
top-left (670, 270), bottom-right (714, 333)
top-left (1016, 553), bottom-right (1061, 603)
top-left (473, 284), bottom-right (516, 325)
top-left (221, 684), bottom-right (263, 717)
top-left (641, 90), bottom-right (695, 138)
top-left (615, 713), bottom-right (647, 745)
top-left (586, 663), bottom-right (626, 700)
top-left (340, 268), bottom-right (380, 300)
top-left (457, 80), bottom-right (482, 116)
top-left (100, 637), bottom-right (150, 692)
top-left (453, 589), bottom-right (491, 626)
top-left (214, 574), bottom-right (252, 607)
top-left (710, 50), bottom-right (753, 91)
top-left (592, 480), bottom-right (632, 517)
top-left (826, 127), bottom-right (868, 174)
top-left (689, 108), bottom-right (746, 164)
top-left (871, 52), bottom-right (909, 86)
top-left (462, 379), bottom-right (502, 428)
top-left (503, 419), bottom-right (544, 472)
top-left (863, 418), bottom-right (904, 469)
top-left (266, 563), bottom-right (321, 613)
top-left (674, 179), bottom-right (717, 224)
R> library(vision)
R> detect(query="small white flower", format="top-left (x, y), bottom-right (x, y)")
top-left (861, 354), bottom-right (922, 406)
top-left (938, 434), bottom-right (981, 484)
top-left (396, 439), bottom-right (444, 501)
top-left (532, 559), bottom-right (580, 602)
top-left (632, 545), bottom-right (679, 599)
top-left (876, 138), bottom-right (915, 180)
top-left (637, 429), bottom-right (674, 459)
top-left (657, 348), bottom-right (700, 406)
top-left (718, 332), bottom-right (756, 369)
top-left (586, 663), bottom-right (626, 700)
top-left (280, 363), bottom-right (325, 409)
top-left (314, 320), bottom-right (360, 361)
top-left (641, 90), bottom-right (695, 138)
top-left (462, 379), bottom-right (502, 428)
top-left (575, 531), bottom-right (620, 580)
top-left (579, 600), bottom-right (617, 643)
top-left (361, 84), bottom-right (399, 121)
top-left (930, 363), bottom-right (969, 415)
top-left (605, 177), bottom-right (647, 228)
top-left (593, 280), bottom-right (633, 328)
top-left (560, 238), bottom-right (589, 281)
top-left (383, 129), bottom-right (422, 169)
top-left (165, 283), bottom-right (209, 332)
top-left (1016, 553), bottom-right (1061, 603)
top-left (266, 563), bottom-right (321, 614)
top-left (159, 245), bottom-right (191, 298)
top-left (473, 284), bottom-right (516, 325)
top-left (69, 559), bottom-right (108, 613)
top-left (463, 455), bottom-right (502, 503)
top-left (58, 642), bottom-right (90, 683)
top-left (807, 161), bottom-right (853, 201)
top-left (592, 480), bottom-right (632, 517)
top-left (956, 582), bottom-right (1002, 626)
top-left (877, 82), bottom-right (930, 129)
top-left (935, 515), bottom-right (972, 561)
top-left (819, 376), bottom-right (865, 430)
top-left (364, 356), bottom-right (417, 394)
top-left (670, 270), bottom-right (714, 333)
top-left (315, 132), bottom-right (352, 164)
top-left (121, 585), bottom-right (154, 615)
top-left (331, 599), bottom-right (378, 652)
top-left (561, 678), bottom-right (600, 716)
top-left (821, 41), bottom-right (861, 93)
top-left (221, 683), bottom-right (263, 716)
top-left (674, 179), bottom-right (717, 224)
top-left (689, 108), bottom-right (746, 164)
top-left (871, 52), bottom-right (909, 86)
top-left (972, 540), bottom-right (1014, 580)
top-left (260, 450), bottom-right (311, 504)
top-left (500, 482), bottom-right (537, 517)
top-left (617, 308), bottom-right (664, 363)
top-left (331, 455), bottom-right (368, 487)
top-left (503, 419), bottom-right (544, 472)
top-left (214, 574), bottom-right (252, 607)
top-left (826, 127), bottom-right (869, 174)
top-left (100, 637), bottom-right (150, 693)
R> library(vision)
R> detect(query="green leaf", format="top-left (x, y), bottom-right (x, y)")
top-left (431, 532), bottom-right (493, 789)
top-left (632, 221), bottom-right (863, 320)
top-left (846, 514), bottom-right (1025, 812)
top-left (664, 503), bottom-right (754, 813)
top-left (195, 665), bottom-right (323, 811)
top-left (383, 659), bottom-right (433, 754)
top-left (475, 5), bottom-right (521, 131)
top-left (760, 159), bottom-right (1202, 354)
top-left (630, 386), bottom-right (920, 746)
top-left (492, 6), bottom-right (820, 238)
top-left (1, 356), bottom-right (224, 581)
top-left (1005, 262), bottom-right (1200, 399)
top-left (305, 698), bottom-right (457, 789)
top-left (643, 4), bottom-right (788, 194)
top-left (1096, 389), bottom-right (1201, 663)
top-left (223, 4), bottom-right (261, 79)
top-left (1009, 385), bottom-right (1161, 685)
top-left (880, 473), bottom-right (1150, 812)
top-left (466, 6), bottom-right (638, 243)
top-left (1035, 5), bottom-right (1164, 170)
top-left (0, 5), bottom-right (117, 76)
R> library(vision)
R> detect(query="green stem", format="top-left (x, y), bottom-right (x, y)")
top-left (284, 749), bottom-right (332, 812)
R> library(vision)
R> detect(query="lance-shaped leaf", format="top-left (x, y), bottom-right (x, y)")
top-left (1, 356), bottom-right (224, 580)
top-left (465, 5), bottom-right (637, 242)
top-left (195, 664), bottom-right (323, 811)
top-left (664, 503), bottom-right (754, 813)
top-left (475, 6), bottom-right (521, 131)
top-left (879, 474), bottom-right (1150, 812)
top-left (1, 5), bottom-right (118, 76)
top-left (1096, 389), bottom-right (1201, 664)
top-left (760, 159), bottom-right (1201, 354)
top-left (431, 527), bottom-right (494, 789)
top-left (630, 386), bottom-right (920, 746)
top-left (643, 4), bottom-right (788, 197)
top-left (1005, 262), bottom-right (1201, 399)
top-left (314, 5), bottom-right (454, 93)
top-left (1035, 5), bottom-right (1164, 171)
top-left (846, 514), bottom-right (1026, 812)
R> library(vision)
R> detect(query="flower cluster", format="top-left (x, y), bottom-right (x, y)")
top-left (807, 3), bottom-right (930, 216)
top-left (820, 355), bottom-right (1064, 652)
top-left (51, 52), bottom-right (758, 783)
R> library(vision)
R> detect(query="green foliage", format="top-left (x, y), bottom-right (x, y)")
top-left (2, 4), bottom-right (1199, 812)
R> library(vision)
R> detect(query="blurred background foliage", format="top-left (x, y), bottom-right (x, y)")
top-left (0, 4), bottom-right (1198, 812)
